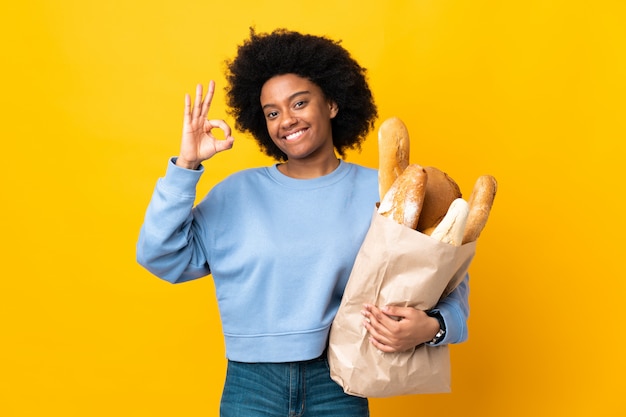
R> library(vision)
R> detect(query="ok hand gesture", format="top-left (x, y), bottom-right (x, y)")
top-left (176, 81), bottom-right (235, 170)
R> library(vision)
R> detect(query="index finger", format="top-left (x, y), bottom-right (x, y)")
top-left (364, 304), bottom-right (402, 322)
top-left (205, 119), bottom-right (233, 139)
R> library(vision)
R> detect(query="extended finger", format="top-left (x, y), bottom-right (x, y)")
top-left (363, 309), bottom-right (393, 340)
top-left (381, 305), bottom-right (414, 321)
top-left (364, 304), bottom-right (400, 326)
top-left (200, 81), bottom-right (215, 120)
top-left (183, 93), bottom-right (192, 125)
top-left (369, 336), bottom-right (395, 353)
top-left (363, 317), bottom-right (389, 344)
top-left (192, 83), bottom-right (204, 120)
top-left (364, 320), bottom-right (397, 352)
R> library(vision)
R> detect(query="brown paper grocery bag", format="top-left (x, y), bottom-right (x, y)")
top-left (328, 208), bottom-right (476, 398)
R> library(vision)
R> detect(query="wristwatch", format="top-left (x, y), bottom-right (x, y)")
top-left (426, 310), bottom-right (446, 345)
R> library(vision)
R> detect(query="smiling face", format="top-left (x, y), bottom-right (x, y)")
top-left (260, 74), bottom-right (338, 164)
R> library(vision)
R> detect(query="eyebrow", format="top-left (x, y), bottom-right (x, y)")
top-left (261, 90), bottom-right (311, 110)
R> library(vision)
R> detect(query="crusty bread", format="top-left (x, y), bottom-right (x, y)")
top-left (378, 117), bottom-right (410, 200)
top-left (377, 164), bottom-right (428, 229)
top-left (429, 198), bottom-right (469, 247)
top-left (462, 175), bottom-right (498, 243)
top-left (416, 166), bottom-right (462, 233)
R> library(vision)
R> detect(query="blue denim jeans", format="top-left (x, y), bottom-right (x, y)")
top-left (220, 353), bottom-right (369, 417)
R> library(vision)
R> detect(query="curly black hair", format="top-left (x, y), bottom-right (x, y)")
top-left (224, 28), bottom-right (378, 161)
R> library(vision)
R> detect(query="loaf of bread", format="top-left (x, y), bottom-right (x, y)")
top-left (378, 117), bottom-right (410, 200)
top-left (429, 198), bottom-right (470, 247)
top-left (462, 175), bottom-right (498, 243)
top-left (375, 116), bottom-right (497, 244)
top-left (416, 166), bottom-right (462, 234)
top-left (377, 164), bottom-right (428, 229)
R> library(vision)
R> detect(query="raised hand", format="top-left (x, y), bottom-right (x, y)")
top-left (177, 81), bottom-right (235, 169)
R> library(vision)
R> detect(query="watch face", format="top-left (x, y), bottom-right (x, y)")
top-left (431, 329), bottom-right (444, 344)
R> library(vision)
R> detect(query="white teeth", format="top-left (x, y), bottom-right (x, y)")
top-left (285, 130), bottom-right (305, 140)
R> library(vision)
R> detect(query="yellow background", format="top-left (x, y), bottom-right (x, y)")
top-left (2, 0), bottom-right (624, 416)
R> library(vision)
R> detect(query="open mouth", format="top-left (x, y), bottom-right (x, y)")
top-left (284, 129), bottom-right (307, 141)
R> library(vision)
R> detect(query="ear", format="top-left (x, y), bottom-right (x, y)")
top-left (329, 101), bottom-right (339, 119)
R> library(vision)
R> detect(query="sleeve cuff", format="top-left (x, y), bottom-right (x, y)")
top-left (432, 300), bottom-right (467, 345)
top-left (157, 157), bottom-right (205, 198)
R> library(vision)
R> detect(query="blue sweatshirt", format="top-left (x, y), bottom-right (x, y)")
top-left (137, 159), bottom-right (469, 362)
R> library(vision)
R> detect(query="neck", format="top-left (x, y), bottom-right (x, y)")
top-left (278, 155), bottom-right (340, 179)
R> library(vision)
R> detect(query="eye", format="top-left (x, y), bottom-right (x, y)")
top-left (294, 100), bottom-right (306, 109)
top-left (266, 110), bottom-right (278, 119)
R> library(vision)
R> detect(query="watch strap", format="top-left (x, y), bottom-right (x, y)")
top-left (426, 310), bottom-right (446, 345)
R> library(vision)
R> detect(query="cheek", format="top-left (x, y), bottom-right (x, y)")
top-left (265, 122), bottom-right (282, 144)
top-left (264, 119), bottom-right (276, 135)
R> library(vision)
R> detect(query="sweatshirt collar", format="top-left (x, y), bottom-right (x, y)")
top-left (266, 159), bottom-right (351, 189)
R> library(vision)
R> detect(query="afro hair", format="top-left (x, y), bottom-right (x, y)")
top-left (224, 28), bottom-right (378, 161)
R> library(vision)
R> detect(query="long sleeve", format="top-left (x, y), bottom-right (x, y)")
top-left (136, 158), bottom-right (211, 283)
top-left (433, 273), bottom-right (470, 344)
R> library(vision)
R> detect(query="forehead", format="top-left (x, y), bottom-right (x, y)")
top-left (260, 74), bottom-right (324, 104)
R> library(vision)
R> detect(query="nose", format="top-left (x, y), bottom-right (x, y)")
top-left (280, 112), bottom-right (298, 129)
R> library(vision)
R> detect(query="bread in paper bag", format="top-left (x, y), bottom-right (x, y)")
top-left (328, 210), bottom-right (476, 397)
top-left (328, 116), bottom-right (495, 397)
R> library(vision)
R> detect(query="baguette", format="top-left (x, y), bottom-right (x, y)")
top-left (377, 164), bottom-right (428, 229)
top-left (378, 117), bottom-right (410, 200)
top-left (430, 198), bottom-right (470, 247)
top-left (462, 175), bottom-right (498, 243)
top-left (417, 166), bottom-right (462, 234)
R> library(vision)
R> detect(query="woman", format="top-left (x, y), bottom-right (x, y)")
top-left (137, 28), bottom-right (469, 416)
